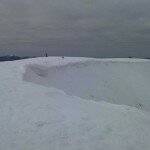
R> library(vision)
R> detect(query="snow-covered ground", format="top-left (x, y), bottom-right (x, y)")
top-left (0, 57), bottom-right (150, 150)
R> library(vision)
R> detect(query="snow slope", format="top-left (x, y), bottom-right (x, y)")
top-left (0, 57), bottom-right (150, 150)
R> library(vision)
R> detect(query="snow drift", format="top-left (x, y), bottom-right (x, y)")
top-left (0, 57), bottom-right (150, 150)
top-left (24, 57), bottom-right (150, 112)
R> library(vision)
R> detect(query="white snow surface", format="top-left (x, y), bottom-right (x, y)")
top-left (0, 57), bottom-right (150, 150)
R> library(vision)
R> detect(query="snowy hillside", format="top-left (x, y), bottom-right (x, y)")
top-left (0, 57), bottom-right (150, 150)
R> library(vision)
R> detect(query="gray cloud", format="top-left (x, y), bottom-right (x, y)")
top-left (0, 0), bottom-right (150, 57)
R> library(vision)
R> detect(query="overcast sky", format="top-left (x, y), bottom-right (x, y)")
top-left (0, 0), bottom-right (150, 57)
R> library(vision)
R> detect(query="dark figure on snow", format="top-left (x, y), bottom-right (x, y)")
top-left (46, 53), bottom-right (48, 57)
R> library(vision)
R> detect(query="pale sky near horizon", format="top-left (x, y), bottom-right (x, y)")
top-left (0, 0), bottom-right (150, 57)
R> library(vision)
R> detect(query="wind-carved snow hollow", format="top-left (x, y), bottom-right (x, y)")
top-left (23, 59), bottom-right (150, 112)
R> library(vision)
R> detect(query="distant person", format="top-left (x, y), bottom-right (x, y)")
top-left (62, 56), bottom-right (64, 59)
top-left (46, 53), bottom-right (48, 57)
